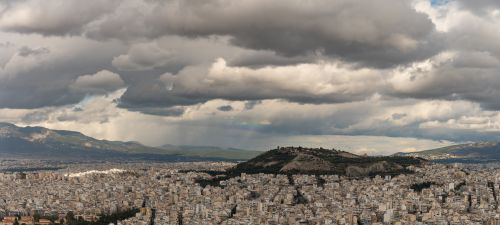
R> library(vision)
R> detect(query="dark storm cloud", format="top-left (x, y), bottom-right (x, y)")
top-left (0, 0), bottom-right (448, 113)
top-left (387, 50), bottom-right (500, 110)
top-left (1, 0), bottom-right (442, 68)
top-left (0, 0), bottom-right (492, 113)
top-left (0, 36), bottom-right (125, 109)
top-left (117, 80), bottom-right (207, 109)
top-left (114, 0), bottom-right (443, 67)
top-left (126, 107), bottom-right (186, 117)
top-left (56, 114), bottom-right (79, 122)
top-left (228, 51), bottom-right (315, 68)
top-left (217, 105), bottom-right (233, 112)
top-left (0, 80), bottom-right (81, 109)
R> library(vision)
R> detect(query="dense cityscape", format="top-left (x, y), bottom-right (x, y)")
top-left (0, 159), bottom-right (499, 225)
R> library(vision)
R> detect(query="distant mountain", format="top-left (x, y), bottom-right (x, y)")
top-left (395, 141), bottom-right (500, 163)
top-left (228, 146), bottom-right (426, 177)
top-left (158, 144), bottom-right (261, 161)
top-left (0, 123), bottom-right (260, 161)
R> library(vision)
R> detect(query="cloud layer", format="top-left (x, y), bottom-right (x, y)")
top-left (1, 0), bottom-right (500, 153)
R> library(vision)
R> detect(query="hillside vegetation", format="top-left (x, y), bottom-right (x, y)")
top-left (228, 146), bottom-right (426, 177)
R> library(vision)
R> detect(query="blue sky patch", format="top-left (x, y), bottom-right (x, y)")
top-left (431, 0), bottom-right (450, 6)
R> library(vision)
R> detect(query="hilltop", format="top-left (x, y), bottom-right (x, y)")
top-left (228, 146), bottom-right (426, 177)
top-left (395, 141), bottom-right (500, 163)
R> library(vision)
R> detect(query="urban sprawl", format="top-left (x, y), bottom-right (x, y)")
top-left (0, 161), bottom-right (499, 225)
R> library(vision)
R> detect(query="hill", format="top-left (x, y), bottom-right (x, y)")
top-left (228, 146), bottom-right (426, 177)
top-left (395, 141), bottom-right (500, 163)
top-left (0, 123), bottom-right (260, 161)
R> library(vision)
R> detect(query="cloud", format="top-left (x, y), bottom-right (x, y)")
top-left (27, 90), bottom-right (125, 125)
top-left (1, 45), bottom-right (52, 79)
top-left (112, 42), bottom-right (175, 71)
top-left (1, 0), bottom-right (442, 67)
top-left (17, 46), bottom-right (50, 57)
top-left (228, 51), bottom-right (315, 68)
top-left (244, 101), bottom-right (262, 110)
top-left (0, 41), bottom-right (14, 48)
top-left (3, 101), bottom-right (456, 154)
top-left (106, 0), bottom-right (441, 67)
top-left (111, 36), bottom-right (296, 74)
top-left (388, 51), bottom-right (500, 110)
top-left (125, 106), bottom-right (186, 117)
top-left (454, 0), bottom-right (500, 14)
top-left (116, 96), bottom-right (500, 144)
top-left (0, 32), bottom-right (125, 109)
top-left (3, 0), bottom-right (500, 150)
top-left (186, 98), bottom-right (500, 142)
top-left (119, 58), bottom-right (385, 108)
top-left (21, 111), bottom-right (49, 123)
top-left (70, 70), bottom-right (125, 95)
top-left (0, 0), bottom-right (120, 36)
top-left (217, 105), bottom-right (233, 112)
top-left (3, 92), bottom-right (500, 154)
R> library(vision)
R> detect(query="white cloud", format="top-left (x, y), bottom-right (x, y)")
top-left (154, 58), bottom-right (385, 105)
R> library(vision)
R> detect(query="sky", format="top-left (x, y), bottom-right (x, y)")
top-left (1, 0), bottom-right (500, 154)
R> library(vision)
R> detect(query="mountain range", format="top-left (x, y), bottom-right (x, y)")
top-left (0, 122), bottom-right (261, 161)
top-left (395, 141), bottom-right (500, 163)
top-left (3, 122), bottom-right (500, 164)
